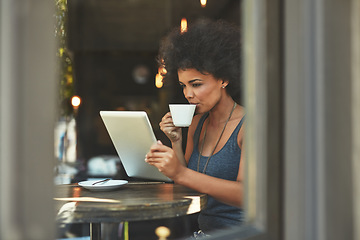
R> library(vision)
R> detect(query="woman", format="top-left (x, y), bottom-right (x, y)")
top-left (145, 19), bottom-right (245, 234)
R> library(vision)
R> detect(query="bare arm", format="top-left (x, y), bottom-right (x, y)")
top-left (159, 112), bottom-right (202, 166)
top-left (159, 112), bottom-right (186, 166)
top-left (146, 128), bottom-right (245, 208)
top-left (173, 165), bottom-right (243, 207)
top-left (171, 140), bottom-right (186, 166)
top-left (146, 113), bottom-right (245, 208)
top-left (176, 130), bottom-right (244, 207)
top-left (182, 115), bottom-right (244, 207)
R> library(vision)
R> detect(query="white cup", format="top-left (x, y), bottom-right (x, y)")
top-left (169, 104), bottom-right (196, 127)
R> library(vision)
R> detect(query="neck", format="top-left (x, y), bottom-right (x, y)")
top-left (208, 100), bottom-right (237, 126)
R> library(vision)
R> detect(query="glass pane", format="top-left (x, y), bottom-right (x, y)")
top-left (53, 0), bottom-right (279, 239)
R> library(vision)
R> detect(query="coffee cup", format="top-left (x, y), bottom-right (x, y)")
top-left (169, 104), bottom-right (196, 127)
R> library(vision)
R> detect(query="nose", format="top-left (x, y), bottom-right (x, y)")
top-left (183, 87), bottom-right (194, 100)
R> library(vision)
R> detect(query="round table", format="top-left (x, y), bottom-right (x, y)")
top-left (55, 182), bottom-right (207, 239)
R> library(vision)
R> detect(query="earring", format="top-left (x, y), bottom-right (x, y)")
top-left (222, 85), bottom-right (226, 88)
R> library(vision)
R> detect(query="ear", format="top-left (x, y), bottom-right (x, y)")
top-left (221, 80), bottom-right (229, 88)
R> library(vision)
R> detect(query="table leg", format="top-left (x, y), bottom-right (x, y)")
top-left (124, 221), bottom-right (129, 240)
top-left (90, 223), bottom-right (101, 240)
top-left (102, 223), bottom-right (122, 240)
top-left (90, 222), bottom-right (129, 240)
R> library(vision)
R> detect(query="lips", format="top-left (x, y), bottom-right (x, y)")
top-left (190, 103), bottom-right (200, 113)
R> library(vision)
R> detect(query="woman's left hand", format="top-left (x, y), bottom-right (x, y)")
top-left (145, 140), bottom-right (185, 180)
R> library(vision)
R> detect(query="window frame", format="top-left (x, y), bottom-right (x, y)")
top-left (207, 0), bottom-right (283, 239)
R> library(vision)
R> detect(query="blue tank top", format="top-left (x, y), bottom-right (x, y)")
top-left (187, 113), bottom-right (245, 232)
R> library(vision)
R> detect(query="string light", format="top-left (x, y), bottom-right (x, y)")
top-left (155, 73), bottom-right (163, 88)
top-left (200, 0), bottom-right (207, 8)
top-left (71, 95), bottom-right (81, 109)
top-left (181, 18), bottom-right (188, 33)
top-left (159, 66), bottom-right (167, 76)
top-left (155, 60), bottom-right (167, 88)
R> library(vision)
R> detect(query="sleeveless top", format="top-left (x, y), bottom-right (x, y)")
top-left (187, 112), bottom-right (245, 233)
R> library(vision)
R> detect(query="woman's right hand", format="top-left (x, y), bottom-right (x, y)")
top-left (159, 112), bottom-right (182, 143)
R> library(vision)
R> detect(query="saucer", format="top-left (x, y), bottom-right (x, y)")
top-left (78, 180), bottom-right (128, 191)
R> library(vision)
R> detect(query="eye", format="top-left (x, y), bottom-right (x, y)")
top-left (179, 83), bottom-right (185, 88)
top-left (192, 83), bottom-right (202, 87)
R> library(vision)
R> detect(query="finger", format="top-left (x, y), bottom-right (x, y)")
top-left (161, 125), bottom-right (178, 134)
top-left (145, 160), bottom-right (162, 172)
top-left (161, 120), bottom-right (175, 126)
top-left (163, 116), bottom-right (175, 125)
top-left (151, 163), bottom-right (165, 173)
top-left (145, 158), bottom-right (159, 164)
top-left (145, 150), bottom-right (164, 159)
top-left (145, 151), bottom-right (167, 160)
top-left (161, 112), bottom-right (172, 122)
top-left (149, 143), bottom-right (170, 152)
top-left (160, 121), bottom-right (175, 129)
top-left (144, 155), bottom-right (160, 164)
top-left (145, 158), bottom-right (167, 171)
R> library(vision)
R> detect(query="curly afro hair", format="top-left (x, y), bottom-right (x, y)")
top-left (158, 18), bottom-right (242, 103)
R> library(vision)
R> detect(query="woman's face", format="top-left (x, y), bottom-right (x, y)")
top-left (178, 68), bottom-right (226, 114)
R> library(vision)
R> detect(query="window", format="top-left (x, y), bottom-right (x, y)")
top-left (1, 0), bottom-right (358, 239)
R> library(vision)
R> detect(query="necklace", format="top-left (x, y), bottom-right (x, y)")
top-left (197, 102), bottom-right (237, 173)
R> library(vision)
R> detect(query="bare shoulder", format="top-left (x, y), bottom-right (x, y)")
top-left (237, 108), bottom-right (246, 148)
top-left (238, 120), bottom-right (245, 146)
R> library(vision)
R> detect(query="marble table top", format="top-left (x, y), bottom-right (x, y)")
top-left (55, 182), bottom-right (207, 223)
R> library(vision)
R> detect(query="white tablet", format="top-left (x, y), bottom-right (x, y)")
top-left (100, 111), bottom-right (172, 182)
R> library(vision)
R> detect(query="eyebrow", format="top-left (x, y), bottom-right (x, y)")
top-left (189, 79), bottom-right (202, 83)
top-left (179, 79), bottom-right (202, 84)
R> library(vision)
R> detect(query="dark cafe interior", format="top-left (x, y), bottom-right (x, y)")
top-left (1, 0), bottom-right (359, 240)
